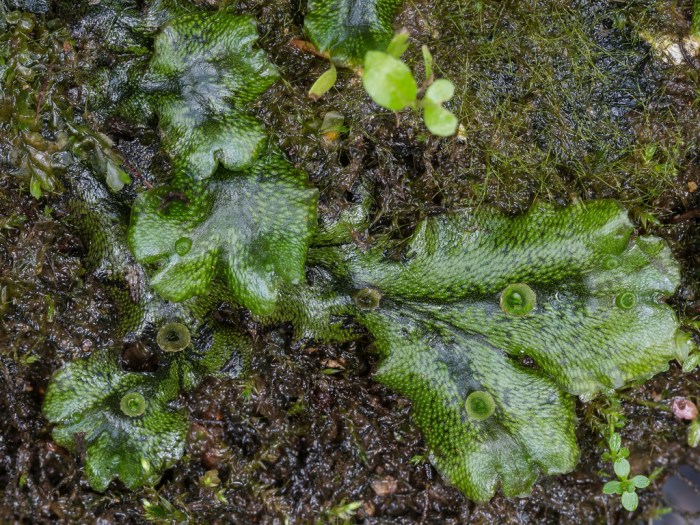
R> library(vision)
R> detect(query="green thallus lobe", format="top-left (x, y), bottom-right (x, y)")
top-left (276, 199), bottom-right (694, 502)
top-left (42, 349), bottom-right (188, 491)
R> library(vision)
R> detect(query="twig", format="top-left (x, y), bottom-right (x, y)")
top-left (121, 157), bottom-right (154, 189)
top-left (288, 39), bottom-right (330, 60)
top-left (666, 209), bottom-right (700, 223)
top-left (34, 65), bottom-right (53, 126)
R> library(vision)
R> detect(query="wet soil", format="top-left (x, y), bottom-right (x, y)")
top-left (1, 0), bottom-right (700, 524)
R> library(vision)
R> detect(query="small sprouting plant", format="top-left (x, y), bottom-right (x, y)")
top-left (361, 35), bottom-right (457, 136)
top-left (682, 346), bottom-right (700, 373)
top-left (601, 432), bottom-right (650, 511)
top-left (597, 398), bottom-right (651, 512)
top-left (308, 63), bottom-right (338, 100)
top-left (142, 494), bottom-right (189, 524)
top-left (305, 28), bottom-right (458, 137)
top-left (318, 499), bottom-right (363, 525)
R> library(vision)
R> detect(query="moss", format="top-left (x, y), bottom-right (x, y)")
top-left (0, 11), bottom-right (70, 197)
top-left (254, 0), bottom-right (698, 223)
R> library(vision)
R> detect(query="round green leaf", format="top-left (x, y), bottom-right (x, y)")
top-left (603, 480), bottom-right (622, 494)
top-left (621, 490), bottom-right (639, 511)
top-left (425, 79), bottom-right (455, 104)
top-left (631, 475), bottom-right (650, 489)
top-left (614, 458), bottom-right (631, 479)
top-left (423, 102), bottom-right (458, 137)
top-left (362, 50), bottom-right (417, 111)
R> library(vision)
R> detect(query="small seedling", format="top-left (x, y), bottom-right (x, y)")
top-left (410, 453), bottom-right (427, 466)
top-left (142, 495), bottom-right (188, 524)
top-left (602, 434), bottom-right (650, 512)
top-left (319, 499), bottom-right (363, 524)
top-left (308, 64), bottom-right (337, 100)
top-left (682, 351), bottom-right (700, 373)
top-left (361, 35), bottom-right (458, 136)
top-left (306, 30), bottom-right (458, 137)
top-left (596, 399), bottom-right (652, 512)
top-left (319, 111), bottom-right (347, 141)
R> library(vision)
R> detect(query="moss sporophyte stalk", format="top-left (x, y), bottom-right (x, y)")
top-left (35, 0), bottom-right (697, 505)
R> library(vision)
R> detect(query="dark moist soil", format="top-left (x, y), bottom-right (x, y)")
top-left (1, 0), bottom-right (700, 524)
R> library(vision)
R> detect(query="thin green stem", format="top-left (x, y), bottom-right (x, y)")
top-left (692, 0), bottom-right (700, 37)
